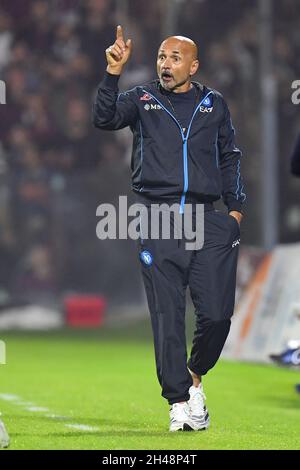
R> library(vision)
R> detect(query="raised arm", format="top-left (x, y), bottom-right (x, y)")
top-left (106, 25), bottom-right (132, 76)
top-left (92, 25), bottom-right (138, 130)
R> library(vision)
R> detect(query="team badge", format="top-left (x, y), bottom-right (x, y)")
top-left (140, 250), bottom-right (153, 266)
top-left (203, 96), bottom-right (212, 107)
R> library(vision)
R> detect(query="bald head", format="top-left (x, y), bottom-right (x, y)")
top-left (160, 36), bottom-right (198, 61)
top-left (157, 35), bottom-right (199, 93)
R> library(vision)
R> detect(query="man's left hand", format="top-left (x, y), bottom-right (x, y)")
top-left (229, 211), bottom-right (243, 226)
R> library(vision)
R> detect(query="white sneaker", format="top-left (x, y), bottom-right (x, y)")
top-left (0, 419), bottom-right (10, 448)
top-left (169, 402), bottom-right (194, 432)
top-left (188, 384), bottom-right (210, 430)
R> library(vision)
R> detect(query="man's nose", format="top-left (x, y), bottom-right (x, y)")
top-left (161, 57), bottom-right (171, 68)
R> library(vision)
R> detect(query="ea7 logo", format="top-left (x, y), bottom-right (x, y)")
top-left (0, 80), bottom-right (6, 104)
top-left (144, 103), bottom-right (162, 111)
top-left (291, 80), bottom-right (300, 105)
top-left (199, 106), bottom-right (213, 113)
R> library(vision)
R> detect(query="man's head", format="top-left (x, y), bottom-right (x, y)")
top-left (157, 36), bottom-right (199, 93)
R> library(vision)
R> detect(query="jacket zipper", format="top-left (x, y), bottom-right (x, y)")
top-left (142, 89), bottom-right (213, 213)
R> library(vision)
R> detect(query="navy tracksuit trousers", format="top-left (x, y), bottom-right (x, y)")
top-left (138, 202), bottom-right (240, 405)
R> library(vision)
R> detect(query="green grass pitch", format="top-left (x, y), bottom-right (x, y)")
top-left (0, 320), bottom-right (300, 450)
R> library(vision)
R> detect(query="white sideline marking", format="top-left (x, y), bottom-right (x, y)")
top-left (0, 393), bottom-right (99, 433)
top-left (45, 414), bottom-right (69, 420)
top-left (0, 394), bottom-right (21, 401)
top-left (25, 406), bottom-right (50, 412)
top-left (65, 424), bottom-right (100, 432)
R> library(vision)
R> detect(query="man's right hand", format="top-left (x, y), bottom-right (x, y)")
top-left (106, 25), bottom-right (132, 75)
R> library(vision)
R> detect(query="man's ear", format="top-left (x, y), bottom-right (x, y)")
top-left (190, 59), bottom-right (199, 77)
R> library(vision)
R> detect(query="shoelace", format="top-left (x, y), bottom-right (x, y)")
top-left (189, 389), bottom-right (206, 415)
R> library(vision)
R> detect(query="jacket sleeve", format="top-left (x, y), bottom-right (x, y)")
top-left (218, 97), bottom-right (246, 214)
top-left (92, 72), bottom-right (138, 130)
top-left (291, 133), bottom-right (300, 176)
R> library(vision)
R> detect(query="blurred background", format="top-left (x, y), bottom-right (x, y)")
top-left (0, 0), bottom-right (299, 352)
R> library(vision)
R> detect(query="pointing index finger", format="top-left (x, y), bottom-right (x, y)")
top-left (116, 25), bottom-right (124, 41)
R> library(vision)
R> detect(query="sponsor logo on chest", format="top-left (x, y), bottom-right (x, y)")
top-left (143, 103), bottom-right (162, 111)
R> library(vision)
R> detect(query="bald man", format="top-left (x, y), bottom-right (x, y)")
top-left (93, 26), bottom-right (246, 432)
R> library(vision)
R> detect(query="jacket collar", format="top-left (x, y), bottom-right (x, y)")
top-left (142, 79), bottom-right (209, 106)
top-left (140, 80), bottom-right (214, 138)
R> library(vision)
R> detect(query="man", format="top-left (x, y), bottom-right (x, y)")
top-left (93, 26), bottom-right (245, 431)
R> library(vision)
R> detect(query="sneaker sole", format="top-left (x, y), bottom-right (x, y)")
top-left (192, 416), bottom-right (210, 431)
top-left (183, 423), bottom-right (194, 431)
top-left (169, 422), bottom-right (194, 432)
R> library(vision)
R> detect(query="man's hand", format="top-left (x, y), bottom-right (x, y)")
top-left (229, 211), bottom-right (243, 226)
top-left (106, 25), bottom-right (132, 75)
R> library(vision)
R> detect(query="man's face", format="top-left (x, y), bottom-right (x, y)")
top-left (157, 38), bottom-right (199, 92)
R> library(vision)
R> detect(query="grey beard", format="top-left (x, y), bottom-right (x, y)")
top-left (160, 76), bottom-right (190, 92)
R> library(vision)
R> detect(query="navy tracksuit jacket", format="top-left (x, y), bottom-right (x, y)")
top-left (93, 72), bottom-right (246, 404)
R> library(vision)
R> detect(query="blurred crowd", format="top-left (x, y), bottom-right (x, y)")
top-left (0, 0), bottom-right (299, 303)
